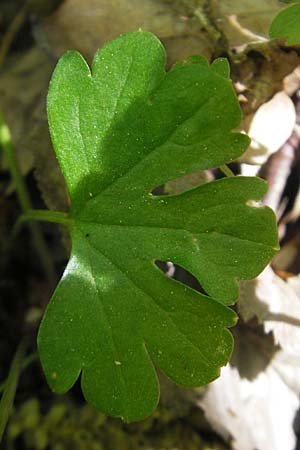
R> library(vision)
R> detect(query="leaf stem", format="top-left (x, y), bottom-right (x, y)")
top-left (0, 111), bottom-right (57, 288)
top-left (219, 164), bottom-right (235, 177)
top-left (20, 209), bottom-right (71, 226)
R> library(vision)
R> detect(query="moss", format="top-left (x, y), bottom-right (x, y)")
top-left (7, 397), bottom-right (228, 450)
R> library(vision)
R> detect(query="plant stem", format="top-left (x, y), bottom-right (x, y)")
top-left (0, 112), bottom-right (57, 288)
top-left (0, 2), bottom-right (28, 67)
top-left (219, 164), bottom-right (235, 177)
top-left (20, 209), bottom-right (71, 226)
top-left (0, 352), bottom-right (38, 394)
top-left (0, 339), bottom-right (28, 442)
top-left (0, 112), bottom-right (31, 213)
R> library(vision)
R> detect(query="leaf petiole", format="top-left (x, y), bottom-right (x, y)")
top-left (219, 164), bottom-right (235, 177)
top-left (20, 209), bottom-right (72, 226)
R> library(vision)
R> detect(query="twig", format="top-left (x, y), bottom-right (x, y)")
top-left (194, 7), bottom-right (222, 43)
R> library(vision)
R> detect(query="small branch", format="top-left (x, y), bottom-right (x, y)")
top-left (194, 7), bottom-right (222, 43)
top-left (219, 164), bottom-right (235, 177)
top-left (263, 312), bottom-right (300, 328)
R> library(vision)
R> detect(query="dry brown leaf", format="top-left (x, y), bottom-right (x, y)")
top-left (42, 0), bottom-right (214, 65)
top-left (0, 47), bottom-right (69, 211)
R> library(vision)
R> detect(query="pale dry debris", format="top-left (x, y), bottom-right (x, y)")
top-left (200, 359), bottom-right (300, 450)
top-left (284, 66), bottom-right (300, 97)
top-left (238, 266), bottom-right (300, 349)
top-left (199, 266), bottom-right (300, 450)
top-left (210, 0), bottom-right (282, 46)
top-left (240, 92), bottom-right (296, 166)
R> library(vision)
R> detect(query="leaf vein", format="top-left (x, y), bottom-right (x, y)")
top-left (86, 237), bottom-right (212, 368)
top-left (78, 221), bottom-right (276, 248)
top-left (88, 88), bottom-right (227, 198)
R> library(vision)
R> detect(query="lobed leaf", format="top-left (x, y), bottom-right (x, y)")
top-left (269, 2), bottom-right (300, 45)
top-left (38, 31), bottom-right (278, 421)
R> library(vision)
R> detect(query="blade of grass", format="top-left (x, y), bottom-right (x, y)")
top-left (0, 352), bottom-right (38, 394)
top-left (0, 339), bottom-right (28, 442)
top-left (0, 111), bottom-right (57, 288)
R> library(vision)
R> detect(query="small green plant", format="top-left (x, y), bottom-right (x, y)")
top-left (1, 30), bottom-right (279, 423)
top-left (35, 30), bottom-right (278, 421)
top-left (269, 0), bottom-right (300, 45)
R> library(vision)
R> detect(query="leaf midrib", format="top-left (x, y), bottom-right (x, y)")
top-left (84, 242), bottom-right (129, 417)
top-left (76, 220), bottom-right (277, 249)
top-left (78, 76), bottom-right (237, 204)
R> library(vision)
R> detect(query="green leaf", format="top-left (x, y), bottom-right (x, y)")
top-left (269, 2), bottom-right (300, 45)
top-left (38, 31), bottom-right (278, 421)
top-left (279, 0), bottom-right (300, 4)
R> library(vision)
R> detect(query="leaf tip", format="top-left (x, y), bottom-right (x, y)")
top-left (211, 58), bottom-right (231, 78)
